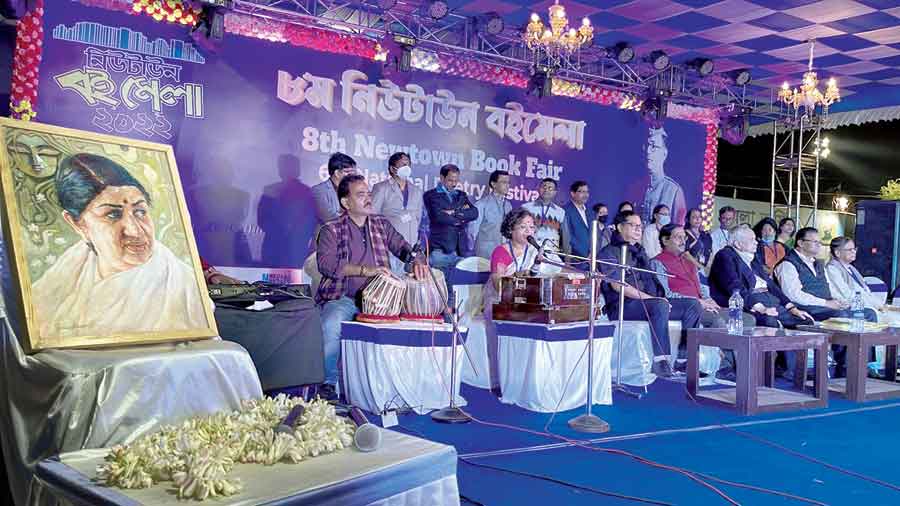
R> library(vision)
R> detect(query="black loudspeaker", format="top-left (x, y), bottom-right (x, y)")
top-left (854, 200), bottom-right (900, 296)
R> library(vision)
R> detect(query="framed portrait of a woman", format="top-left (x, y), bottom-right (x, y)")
top-left (0, 118), bottom-right (217, 350)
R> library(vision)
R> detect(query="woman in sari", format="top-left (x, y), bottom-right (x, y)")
top-left (482, 208), bottom-right (565, 394)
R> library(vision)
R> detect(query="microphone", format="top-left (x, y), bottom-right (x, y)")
top-left (526, 235), bottom-right (545, 275)
top-left (349, 407), bottom-right (382, 452)
top-left (274, 404), bottom-right (306, 434)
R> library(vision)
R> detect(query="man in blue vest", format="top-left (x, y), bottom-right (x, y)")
top-left (775, 227), bottom-right (877, 378)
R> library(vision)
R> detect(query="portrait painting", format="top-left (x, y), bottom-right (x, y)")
top-left (0, 118), bottom-right (217, 351)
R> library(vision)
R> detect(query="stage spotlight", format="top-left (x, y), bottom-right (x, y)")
top-left (686, 57), bottom-right (714, 76)
top-left (527, 66), bottom-right (553, 98)
top-left (646, 50), bottom-right (669, 71)
top-left (641, 89), bottom-right (669, 126)
top-left (393, 34), bottom-right (415, 72)
top-left (427, 0), bottom-right (449, 19)
top-left (0, 0), bottom-right (37, 19)
top-left (478, 12), bottom-right (505, 35)
top-left (813, 137), bottom-right (831, 159)
top-left (608, 42), bottom-right (634, 64)
top-left (720, 104), bottom-right (751, 145)
top-left (727, 69), bottom-right (751, 86)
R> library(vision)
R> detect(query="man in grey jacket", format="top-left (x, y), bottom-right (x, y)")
top-left (312, 152), bottom-right (357, 237)
top-left (372, 152), bottom-right (425, 274)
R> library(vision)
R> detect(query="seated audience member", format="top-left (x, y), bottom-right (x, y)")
top-left (641, 204), bottom-right (670, 259)
top-left (522, 178), bottom-right (566, 252)
top-left (775, 227), bottom-right (877, 378)
top-left (708, 226), bottom-right (815, 380)
top-left (826, 236), bottom-right (886, 315)
top-left (423, 164), bottom-right (478, 280)
top-left (483, 208), bottom-right (563, 392)
top-left (316, 174), bottom-right (429, 399)
top-left (651, 224), bottom-right (754, 330)
top-left (617, 201), bottom-right (634, 214)
top-left (684, 208), bottom-right (712, 271)
top-left (777, 217), bottom-right (796, 249)
top-left (598, 211), bottom-right (702, 378)
top-left (753, 217), bottom-right (786, 275)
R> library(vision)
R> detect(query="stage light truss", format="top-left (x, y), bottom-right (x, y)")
top-left (234, 0), bottom-right (789, 122)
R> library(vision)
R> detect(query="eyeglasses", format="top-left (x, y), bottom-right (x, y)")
top-left (622, 222), bottom-right (643, 229)
top-left (839, 247), bottom-right (857, 252)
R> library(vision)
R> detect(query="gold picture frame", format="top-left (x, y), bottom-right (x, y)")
top-left (0, 118), bottom-right (217, 351)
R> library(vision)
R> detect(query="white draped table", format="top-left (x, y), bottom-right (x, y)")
top-left (341, 321), bottom-right (467, 415)
top-left (495, 321), bottom-right (615, 413)
top-left (34, 429), bottom-right (460, 506)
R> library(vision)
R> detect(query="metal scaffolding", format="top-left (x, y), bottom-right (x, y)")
top-left (231, 0), bottom-right (784, 117)
top-left (770, 114), bottom-right (825, 228)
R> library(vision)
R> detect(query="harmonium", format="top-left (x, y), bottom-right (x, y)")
top-left (492, 274), bottom-right (597, 324)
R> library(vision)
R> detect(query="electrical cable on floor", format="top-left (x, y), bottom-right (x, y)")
top-left (459, 493), bottom-right (487, 506)
top-left (394, 426), bottom-right (670, 506)
top-left (458, 457), bottom-right (674, 506)
top-left (414, 247), bottom-right (842, 505)
top-left (624, 266), bottom-right (896, 500)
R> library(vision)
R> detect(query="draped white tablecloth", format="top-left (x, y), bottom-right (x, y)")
top-left (34, 429), bottom-right (459, 506)
top-left (494, 321), bottom-right (614, 412)
top-left (341, 321), bottom-right (467, 415)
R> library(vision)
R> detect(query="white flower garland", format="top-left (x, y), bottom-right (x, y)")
top-left (96, 395), bottom-right (356, 500)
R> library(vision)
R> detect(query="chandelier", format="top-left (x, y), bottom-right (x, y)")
top-left (523, 0), bottom-right (593, 67)
top-left (778, 40), bottom-right (840, 114)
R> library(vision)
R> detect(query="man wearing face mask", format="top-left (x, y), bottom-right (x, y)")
top-left (641, 204), bottom-right (670, 259)
top-left (522, 178), bottom-right (567, 252)
top-left (372, 152), bottom-right (424, 274)
top-left (592, 203), bottom-right (612, 249)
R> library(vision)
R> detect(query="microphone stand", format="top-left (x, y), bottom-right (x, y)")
top-left (614, 244), bottom-right (644, 399)
top-left (423, 253), bottom-right (473, 424)
top-left (567, 220), bottom-right (611, 433)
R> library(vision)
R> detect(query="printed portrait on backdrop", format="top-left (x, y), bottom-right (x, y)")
top-left (0, 119), bottom-right (217, 351)
top-left (638, 126), bottom-right (687, 226)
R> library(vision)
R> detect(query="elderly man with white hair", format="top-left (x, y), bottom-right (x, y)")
top-left (708, 225), bottom-right (816, 380)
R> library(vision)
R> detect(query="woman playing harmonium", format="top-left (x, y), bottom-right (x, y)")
top-left (482, 208), bottom-right (569, 394)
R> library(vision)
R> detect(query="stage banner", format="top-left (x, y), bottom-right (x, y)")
top-left (35, 2), bottom-right (706, 270)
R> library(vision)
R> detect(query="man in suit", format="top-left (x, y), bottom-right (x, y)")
top-left (468, 170), bottom-right (512, 259)
top-left (424, 164), bottom-right (478, 280)
top-left (709, 226), bottom-right (815, 380)
top-left (562, 180), bottom-right (595, 267)
top-left (312, 152), bottom-right (357, 236)
top-left (599, 211), bottom-right (702, 379)
top-left (372, 152), bottom-right (425, 274)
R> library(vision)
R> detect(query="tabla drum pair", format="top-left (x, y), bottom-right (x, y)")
top-left (356, 270), bottom-right (448, 323)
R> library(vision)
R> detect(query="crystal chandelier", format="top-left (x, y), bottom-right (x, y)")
top-left (523, 0), bottom-right (593, 67)
top-left (779, 40), bottom-right (840, 114)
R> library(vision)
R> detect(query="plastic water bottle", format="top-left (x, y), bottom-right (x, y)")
top-left (851, 291), bottom-right (866, 332)
top-left (728, 290), bottom-right (744, 334)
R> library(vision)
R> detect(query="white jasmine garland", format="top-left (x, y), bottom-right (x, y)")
top-left (96, 395), bottom-right (355, 500)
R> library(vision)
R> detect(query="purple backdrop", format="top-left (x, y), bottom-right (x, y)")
top-left (36, 3), bottom-right (706, 268)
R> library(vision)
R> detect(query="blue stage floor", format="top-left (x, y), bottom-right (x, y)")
top-left (388, 380), bottom-right (900, 506)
